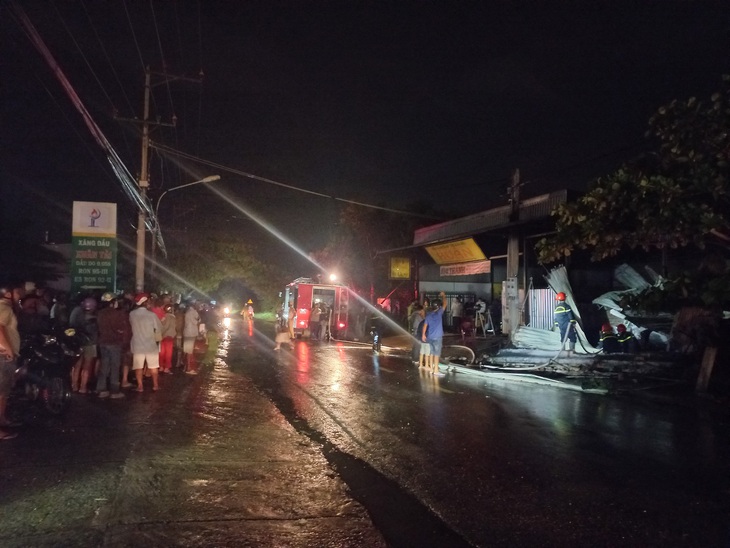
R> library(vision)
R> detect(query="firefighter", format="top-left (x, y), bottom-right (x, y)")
top-left (617, 324), bottom-right (639, 353)
top-left (553, 292), bottom-right (577, 355)
top-left (599, 323), bottom-right (620, 354)
top-left (243, 299), bottom-right (254, 321)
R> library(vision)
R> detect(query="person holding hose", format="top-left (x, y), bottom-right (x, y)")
top-left (553, 292), bottom-right (577, 356)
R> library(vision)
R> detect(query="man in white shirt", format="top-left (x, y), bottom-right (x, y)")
top-left (183, 302), bottom-right (201, 375)
top-left (129, 293), bottom-right (163, 392)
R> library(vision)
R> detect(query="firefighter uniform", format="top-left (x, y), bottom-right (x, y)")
top-left (599, 324), bottom-right (620, 354)
top-left (553, 295), bottom-right (577, 352)
top-left (617, 324), bottom-right (639, 353)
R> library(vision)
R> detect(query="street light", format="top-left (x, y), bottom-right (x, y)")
top-left (154, 175), bottom-right (221, 221)
top-left (136, 175), bottom-right (221, 291)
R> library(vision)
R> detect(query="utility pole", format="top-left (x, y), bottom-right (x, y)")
top-left (506, 168), bottom-right (520, 278)
top-left (135, 68), bottom-right (152, 293)
top-left (118, 67), bottom-right (201, 292)
top-left (504, 169), bottom-right (521, 340)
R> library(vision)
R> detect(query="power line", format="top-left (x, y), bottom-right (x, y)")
top-left (149, 141), bottom-right (446, 221)
top-left (55, 1), bottom-right (137, 166)
top-left (149, 0), bottom-right (176, 121)
top-left (36, 74), bottom-right (117, 188)
top-left (9, 0), bottom-right (165, 254)
top-left (122, 0), bottom-right (146, 77)
top-left (79, 0), bottom-right (136, 116)
top-left (53, 2), bottom-right (117, 113)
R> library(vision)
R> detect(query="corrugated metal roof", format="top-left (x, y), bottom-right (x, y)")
top-left (413, 190), bottom-right (568, 246)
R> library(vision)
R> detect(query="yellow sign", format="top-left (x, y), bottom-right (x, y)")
top-left (389, 257), bottom-right (411, 280)
top-left (425, 238), bottom-right (486, 265)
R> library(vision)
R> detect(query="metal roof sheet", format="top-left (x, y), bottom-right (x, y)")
top-left (413, 189), bottom-right (569, 246)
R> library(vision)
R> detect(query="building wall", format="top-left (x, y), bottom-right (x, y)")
top-left (419, 263), bottom-right (492, 300)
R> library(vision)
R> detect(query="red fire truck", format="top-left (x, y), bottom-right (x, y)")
top-left (284, 277), bottom-right (350, 339)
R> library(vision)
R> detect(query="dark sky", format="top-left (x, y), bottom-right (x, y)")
top-left (2, 1), bottom-right (729, 253)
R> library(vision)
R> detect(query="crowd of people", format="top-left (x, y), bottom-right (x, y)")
top-left (0, 281), bottom-right (223, 440)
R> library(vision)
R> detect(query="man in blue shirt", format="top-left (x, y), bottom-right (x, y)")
top-left (421, 291), bottom-right (447, 374)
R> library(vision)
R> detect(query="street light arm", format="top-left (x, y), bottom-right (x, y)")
top-left (154, 175), bottom-right (221, 220)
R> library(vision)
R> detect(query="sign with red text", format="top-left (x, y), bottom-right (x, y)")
top-left (439, 260), bottom-right (491, 277)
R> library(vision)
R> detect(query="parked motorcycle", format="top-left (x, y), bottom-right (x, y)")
top-left (15, 327), bottom-right (81, 415)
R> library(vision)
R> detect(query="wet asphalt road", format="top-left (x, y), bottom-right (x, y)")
top-left (233, 320), bottom-right (730, 547)
top-left (0, 322), bottom-right (385, 547)
top-left (2, 318), bottom-right (730, 547)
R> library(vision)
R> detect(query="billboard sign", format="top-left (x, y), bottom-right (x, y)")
top-left (71, 201), bottom-right (117, 294)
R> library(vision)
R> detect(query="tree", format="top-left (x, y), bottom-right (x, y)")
top-left (537, 75), bottom-right (730, 265)
top-left (158, 229), bottom-right (286, 311)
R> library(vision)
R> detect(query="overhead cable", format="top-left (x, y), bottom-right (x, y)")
top-left (150, 141), bottom-right (446, 221)
top-left (10, 1), bottom-right (166, 255)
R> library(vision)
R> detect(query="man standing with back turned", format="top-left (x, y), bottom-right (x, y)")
top-left (422, 291), bottom-right (447, 374)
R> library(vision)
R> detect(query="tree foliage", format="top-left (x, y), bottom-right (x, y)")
top-left (537, 75), bottom-right (730, 264)
top-left (159, 229), bottom-right (285, 311)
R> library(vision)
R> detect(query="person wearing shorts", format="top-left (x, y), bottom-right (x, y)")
top-left (422, 291), bottom-right (447, 374)
top-left (419, 338), bottom-right (431, 368)
top-left (129, 293), bottom-right (163, 392)
top-left (183, 302), bottom-right (201, 374)
top-left (413, 306), bottom-right (430, 368)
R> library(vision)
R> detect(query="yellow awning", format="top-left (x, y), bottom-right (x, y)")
top-left (425, 238), bottom-right (486, 264)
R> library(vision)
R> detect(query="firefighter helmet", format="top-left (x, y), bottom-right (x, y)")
top-left (555, 292), bottom-right (566, 301)
top-left (616, 324), bottom-right (627, 333)
top-left (601, 323), bottom-right (613, 333)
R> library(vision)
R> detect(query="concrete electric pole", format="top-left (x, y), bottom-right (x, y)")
top-left (118, 67), bottom-right (201, 292)
top-left (504, 168), bottom-right (522, 340)
top-left (135, 68), bottom-right (152, 293)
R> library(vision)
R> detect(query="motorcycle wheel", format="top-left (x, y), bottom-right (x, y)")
top-left (43, 377), bottom-right (72, 415)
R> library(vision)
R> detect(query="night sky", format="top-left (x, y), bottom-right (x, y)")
top-left (2, 1), bottom-right (729, 254)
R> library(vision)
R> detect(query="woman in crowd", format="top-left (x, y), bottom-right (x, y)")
top-left (159, 301), bottom-right (177, 374)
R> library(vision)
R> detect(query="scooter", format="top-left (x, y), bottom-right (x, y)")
top-left (15, 327), bottom-right (81, 415)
